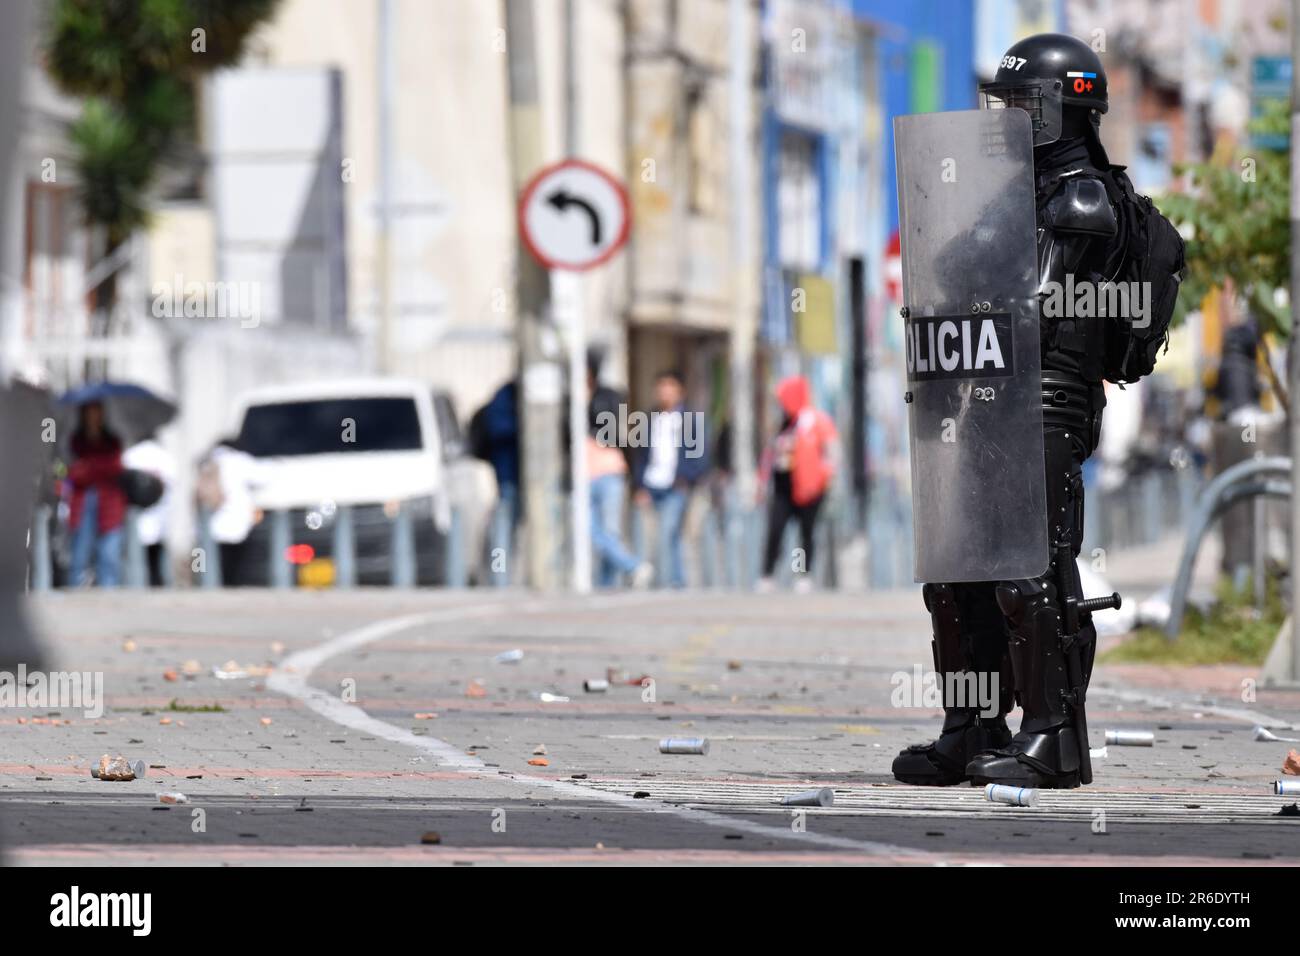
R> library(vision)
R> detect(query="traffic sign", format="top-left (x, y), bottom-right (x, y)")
top-left (518, 159), bottom-right (630, 271)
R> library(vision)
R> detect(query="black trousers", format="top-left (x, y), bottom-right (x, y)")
top-left (762, 486), bottom-right (823, 576)
top-left (220, 541), bottom-right (247, 587)
top-left (145, 543), bottom-right (166, 588)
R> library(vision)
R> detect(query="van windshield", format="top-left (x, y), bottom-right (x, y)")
top-left (238, 398), bottom-right (424, 456)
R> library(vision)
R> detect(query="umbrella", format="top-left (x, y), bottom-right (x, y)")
top-left (55, 381), bottom-right (177, 449)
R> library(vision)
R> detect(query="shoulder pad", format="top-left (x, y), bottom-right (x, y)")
top-left (1042, 176), bottom-right (1117, 238)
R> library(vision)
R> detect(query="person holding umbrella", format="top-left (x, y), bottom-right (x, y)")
top-left (66, 401), bottom-right (126, 587)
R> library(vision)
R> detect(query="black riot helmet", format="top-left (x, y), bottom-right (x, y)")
top-left (979, 33), bottom-right (1107, 146)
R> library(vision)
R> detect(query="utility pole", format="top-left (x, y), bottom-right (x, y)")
top-left (376, 0), bottom-right (395, 374)
top-left (563, 0), bottom-right (592, 593)
top-left (504, 0), bottom-right (562, 590)
top-left (728, 0), bottom-right (757, 505)
top-left (1289, 0), bottom-right (1300, 679)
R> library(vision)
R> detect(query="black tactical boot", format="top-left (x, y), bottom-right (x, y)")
top-left (894, 583), bottom-right (1014, 785)
top-left (966, 576), bottom-right (1093, 789)
top-left (893, 710), bottom-right (1011, 786)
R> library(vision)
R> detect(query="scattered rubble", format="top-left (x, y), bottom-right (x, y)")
top-left (1284, 750), bottom-right (1300, 776)
top-left (93, 756), bottom-right (145, 781)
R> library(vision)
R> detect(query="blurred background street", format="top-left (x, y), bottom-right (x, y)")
top-left (4, 535), bottom-right (1299, 865)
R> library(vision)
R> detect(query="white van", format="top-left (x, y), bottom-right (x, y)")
top-left (228, 378), bottom-right (453, 586)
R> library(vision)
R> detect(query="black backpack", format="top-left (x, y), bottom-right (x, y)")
top-left (467, 403), bottom-right (492, 462)
top-left (1096, 165), bottom-right (1186, 383)
top-left (119, 468), bottom-right (164, 508)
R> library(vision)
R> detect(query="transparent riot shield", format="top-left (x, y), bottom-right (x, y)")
top-left (894, 108), bottom-right (1048, 583)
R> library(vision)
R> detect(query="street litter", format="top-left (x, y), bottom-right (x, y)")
top-left (659, 737), bottom-right (709, 755)
top-left (985, 783), bottom-right (1038, 808)
top-left (583, 678), bottom-right (609, 693)
top-left (466, 680), bottom-right (488, 698)
top-left (494, 649), bottom-right (524, 664)
top-left (213, 661), bottom-right (272, 680)
top-left (1089, 746), bottom-right (1108, 759)
top-left (162, 668), bottom-right (178, 682)
top-left (420, 831), bottom-right (441, 844)
top-left (1285, 750), bottom-right (1300, 776)
top-left (156, 792), bottom-right (188, 804)
top-left (412, 712), bottom-right (438, 720)
top-left (259, 717), bottom-right (273, 726)
top-left (1254, 725), bottom-right (1300, 743)
top-left (532, 744), bottom-right (547, 755)
top-left (121, 639), bottom-right (137, 653)
top-left (527, 757), bottom-right (549, 766)
top-left (181, 660), bottom-right (202, 677)
top-left (1273, 780), bottom-right (1300, 795)
top-left (537, 692), bottom-right (570, 703)
top-left (781, 787), bottom-right (833, 807)
top-left (93, 756), bottom-right (146, 781)
top-left (1105, 730), bottom-right (1154, 747)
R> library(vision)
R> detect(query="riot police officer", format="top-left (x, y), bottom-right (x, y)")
top-left (892, 33), bottom-right (1166, 789)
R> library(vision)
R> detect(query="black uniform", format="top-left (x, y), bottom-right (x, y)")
top-left (893, 34), bottom-right (1123, 789)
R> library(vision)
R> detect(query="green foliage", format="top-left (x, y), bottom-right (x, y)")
top-left (1159, 102), bottom-right (1292, 338)
top-left (1102, 574), bottom-right (1285, 665)
top-left (165, 698), bottom-right (227, 713)
top-left (43, 0), bottom-right (279, 244)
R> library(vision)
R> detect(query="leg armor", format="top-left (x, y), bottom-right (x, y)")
top-left (966, 416), bottom-right (1109, 789)
top-left (891, 582), bottom-right (1013, 786)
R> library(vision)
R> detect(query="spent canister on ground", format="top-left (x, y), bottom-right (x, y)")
top-left (1274, 779), bottom-right (1300, 795)
top-left (659, 737), bottom-right (709, 755)
top-left (781, 787), bottom-right (834, 807)
top-left (984, 783), bottom-right (1039, 807)
top-left (1105, 730), bottom-right (1154, 747)
top-left (583, 678), bottom-right (609, 693)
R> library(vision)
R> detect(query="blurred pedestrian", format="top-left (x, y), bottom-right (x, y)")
top-left (469, 379), bottom-right (520, 583)
top-left (66, 401), bottom-right (126, 587)
top-left (756, 376), bottom-right (837, 593)
top-left (199, 437), bottom-right (261, 586)
top-left (123, 430), bottom-right (175, 586)
top-left (634, 369), bottom-right (708, 588)
top-left (585, 353), bottom-right (652, 588)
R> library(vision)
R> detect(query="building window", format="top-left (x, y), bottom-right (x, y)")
top-left (778, 130), bottom-right (820, 272)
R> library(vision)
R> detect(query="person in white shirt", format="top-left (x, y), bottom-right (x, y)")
top-left (123, 433), bottom-right (175, 586)
top-left (198, 438), bottom-right (262, 586)
top-left (633, 370), bottom-right (709, 587)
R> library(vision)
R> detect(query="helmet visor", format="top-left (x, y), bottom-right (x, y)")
top-left (979, 79), bottom-right (1063, 147)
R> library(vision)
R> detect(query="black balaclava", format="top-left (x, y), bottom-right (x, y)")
top-left (1035, 107), bottom-right (1111, 177)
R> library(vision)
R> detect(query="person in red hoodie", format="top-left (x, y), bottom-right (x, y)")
top-left (757, 376), bottom-right (838, 592)
top-left (66, 401), bottom-right (126, 587)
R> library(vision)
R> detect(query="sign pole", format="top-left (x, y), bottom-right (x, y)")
top-left (563, 0), bottom-right (592, 594)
